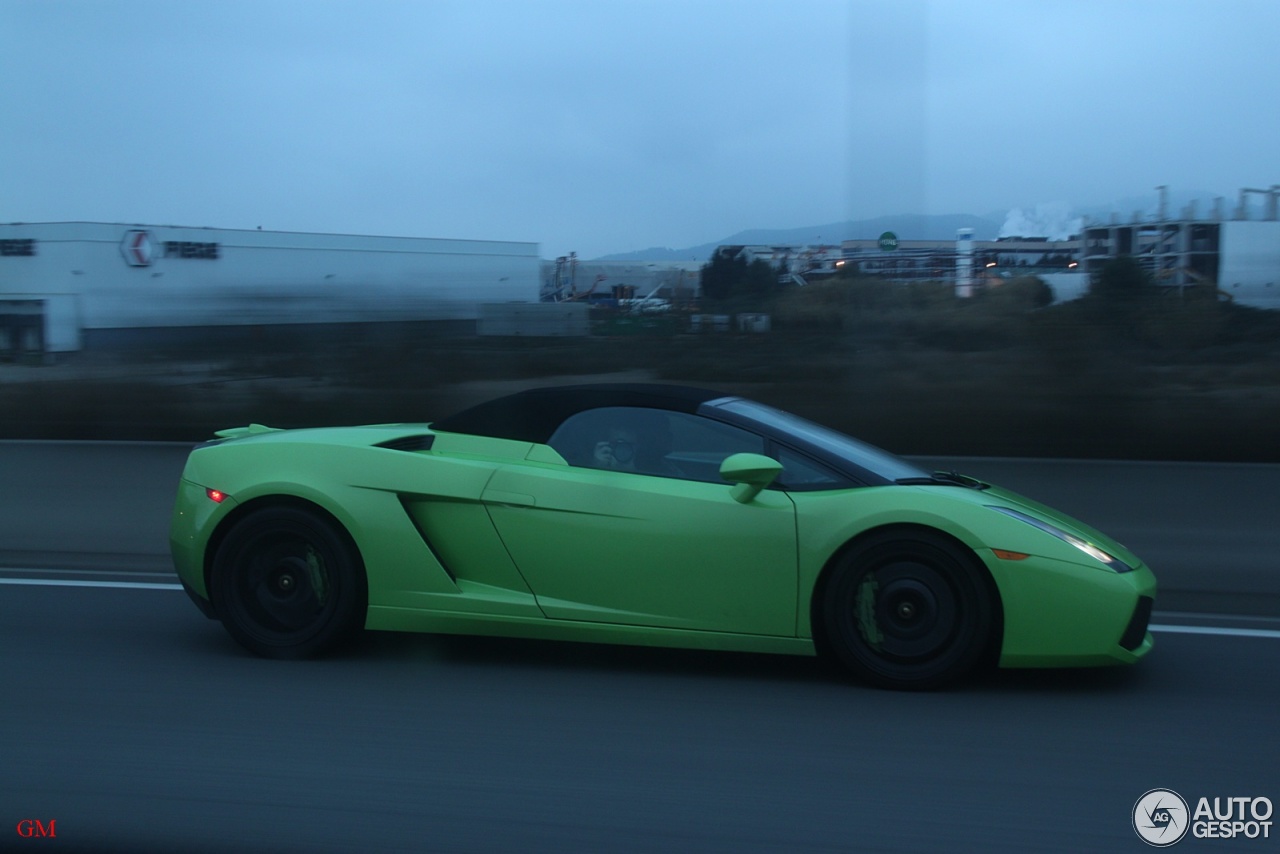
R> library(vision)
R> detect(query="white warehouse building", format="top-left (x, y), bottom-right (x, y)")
top-left (0, 222), bottom-right (541, 356)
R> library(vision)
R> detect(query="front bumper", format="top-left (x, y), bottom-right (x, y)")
top-left (984, 551), bottom-right (1158, 668)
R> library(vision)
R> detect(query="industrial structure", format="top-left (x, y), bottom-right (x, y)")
top-left (541, 253), bottom-right (701, 310)
top-left (5, 184), bottom-right (1278, 361)
top-left (1081, 186), bottom-right (1280, 308)
top-left (712, 184), bottom-right (1280, 309)
top-left (838, 235), bottom-right (1079, 283)
top-left (715, 235), bottom-right (1084, 300)
top-left (0, 222), bottom-right (540, 358)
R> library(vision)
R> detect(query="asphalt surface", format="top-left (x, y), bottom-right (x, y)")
top-left (0, 441), bottom-right (190, 573)
top-left (2, 442), bottom-right (1279, 851)
top-left (2, 584), bottom-right (1277, 853)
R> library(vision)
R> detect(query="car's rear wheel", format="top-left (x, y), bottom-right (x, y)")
top-left (821, 530), bottom-right (995, 690)
top-left (210, 506), bottom-right (366, 659)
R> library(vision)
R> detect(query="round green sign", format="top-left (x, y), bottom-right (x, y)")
top-left (878, 231), bottom-right (899, 251)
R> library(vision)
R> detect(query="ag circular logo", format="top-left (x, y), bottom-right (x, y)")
top-left (1134, 789), bottom-right (1190, 846)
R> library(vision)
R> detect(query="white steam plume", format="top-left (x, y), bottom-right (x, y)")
top-left (1000, 202), bottom-right (1083, 240)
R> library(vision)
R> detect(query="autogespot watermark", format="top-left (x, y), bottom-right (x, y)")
top-left (1133, 789), bottom-right (1274, 846)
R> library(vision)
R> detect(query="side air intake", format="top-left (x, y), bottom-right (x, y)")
top-left (375, 435), bottom-right (436, 453)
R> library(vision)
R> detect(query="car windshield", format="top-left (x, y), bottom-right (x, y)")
top-left (712, 399), bottom-right (930, 483)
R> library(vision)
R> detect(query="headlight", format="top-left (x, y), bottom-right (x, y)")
top-left (986, 506), bottom-right (1134, 573)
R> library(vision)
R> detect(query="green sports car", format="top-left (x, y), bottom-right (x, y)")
top-left (170, 383), bottom-right (1155, 689)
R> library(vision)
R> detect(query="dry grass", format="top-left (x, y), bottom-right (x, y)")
top-left (3, 289), bottom-right (1279, 461)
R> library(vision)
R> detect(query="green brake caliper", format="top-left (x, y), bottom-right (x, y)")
top-left (855, 576), bottom-right (883, 652)
top-left (305, 546), bottom-right (329, 605)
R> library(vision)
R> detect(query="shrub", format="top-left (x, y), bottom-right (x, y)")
top-left (981, 275), bottom-right (1053, 311)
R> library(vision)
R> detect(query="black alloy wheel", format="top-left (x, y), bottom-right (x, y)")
top-left (210, 506), bottom-right (366, 659)
top-left (822, 530), bottom-right (996, 690)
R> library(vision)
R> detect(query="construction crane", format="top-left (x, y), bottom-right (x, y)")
top-left (542, 252), bottom-right (578, 302)
top-left (543, 254), bottom-right (606, 303)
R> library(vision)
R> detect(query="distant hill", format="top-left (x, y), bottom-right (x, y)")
top-left (596, 213), bottom-right (1003, 262)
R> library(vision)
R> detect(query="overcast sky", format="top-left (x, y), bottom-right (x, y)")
top-left (3, 0), bottom-right (1278, 258)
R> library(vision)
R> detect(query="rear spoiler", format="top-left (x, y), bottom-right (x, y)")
top-left (213, 423), bottom-right (284, 440)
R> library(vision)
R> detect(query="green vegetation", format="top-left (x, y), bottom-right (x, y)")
top-left (1090, 254), bottom-right (1151, 303)
top-left (3, 270), bottom-right (1279, 461)
top-left (698, 247), bottom-right (780, 301)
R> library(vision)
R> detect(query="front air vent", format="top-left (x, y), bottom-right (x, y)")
top-left (375, 434), bottom-right (436, 453)
top-left (1119, 596), bottom-right (1154, 651)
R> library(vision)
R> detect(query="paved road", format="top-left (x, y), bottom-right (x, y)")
top-left (2, 583), bottom-right (1276, 853)
top-left (3, 443), bottom-right (1279, 851)
top-left (0, 441), bottom-right (191, 572)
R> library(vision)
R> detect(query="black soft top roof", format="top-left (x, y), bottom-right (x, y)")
top-left (430, 383), bottom-right (724, 444)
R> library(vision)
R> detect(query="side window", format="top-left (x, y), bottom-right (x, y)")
top-left (772, 445), bottom-right (845, 489)
top-left (548, 407), bottom-right (764, 482)
top-left (664, 411), bottom-right (765, 482)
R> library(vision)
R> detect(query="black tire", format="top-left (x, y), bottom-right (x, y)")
top-left (821, 530), bottom-right (995, 690)
top-left (210, 506), bottom-right (366, 659)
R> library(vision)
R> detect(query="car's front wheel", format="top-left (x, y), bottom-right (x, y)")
top-left (210, 505), bottom-right (366, 659)
top-left (821, 530), bottom-right (995, 690)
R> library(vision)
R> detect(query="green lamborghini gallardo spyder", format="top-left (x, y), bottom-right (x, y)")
top-left (170, 383), bottom-right (1155, 690)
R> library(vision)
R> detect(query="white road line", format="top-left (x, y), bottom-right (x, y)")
top-left (2, 578), bottom-right (1280, 638)
top-left (1149, 623), bottom-right (1280, 640)
top-left (1154, 611), bottom-right (1280, 627)
top-left (0, 578), bottom-right (182, 591)
top-left (0, 568), bottom-right (174, 578)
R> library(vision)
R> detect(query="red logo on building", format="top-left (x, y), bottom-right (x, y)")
top-left (120, 230), bottom-right (155, 266)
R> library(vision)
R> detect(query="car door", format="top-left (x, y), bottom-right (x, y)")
top-left (481, 407), bottom-right (798, 636)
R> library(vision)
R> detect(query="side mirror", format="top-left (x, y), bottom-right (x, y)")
top-left (720, 453), bottom-right (783, 504)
